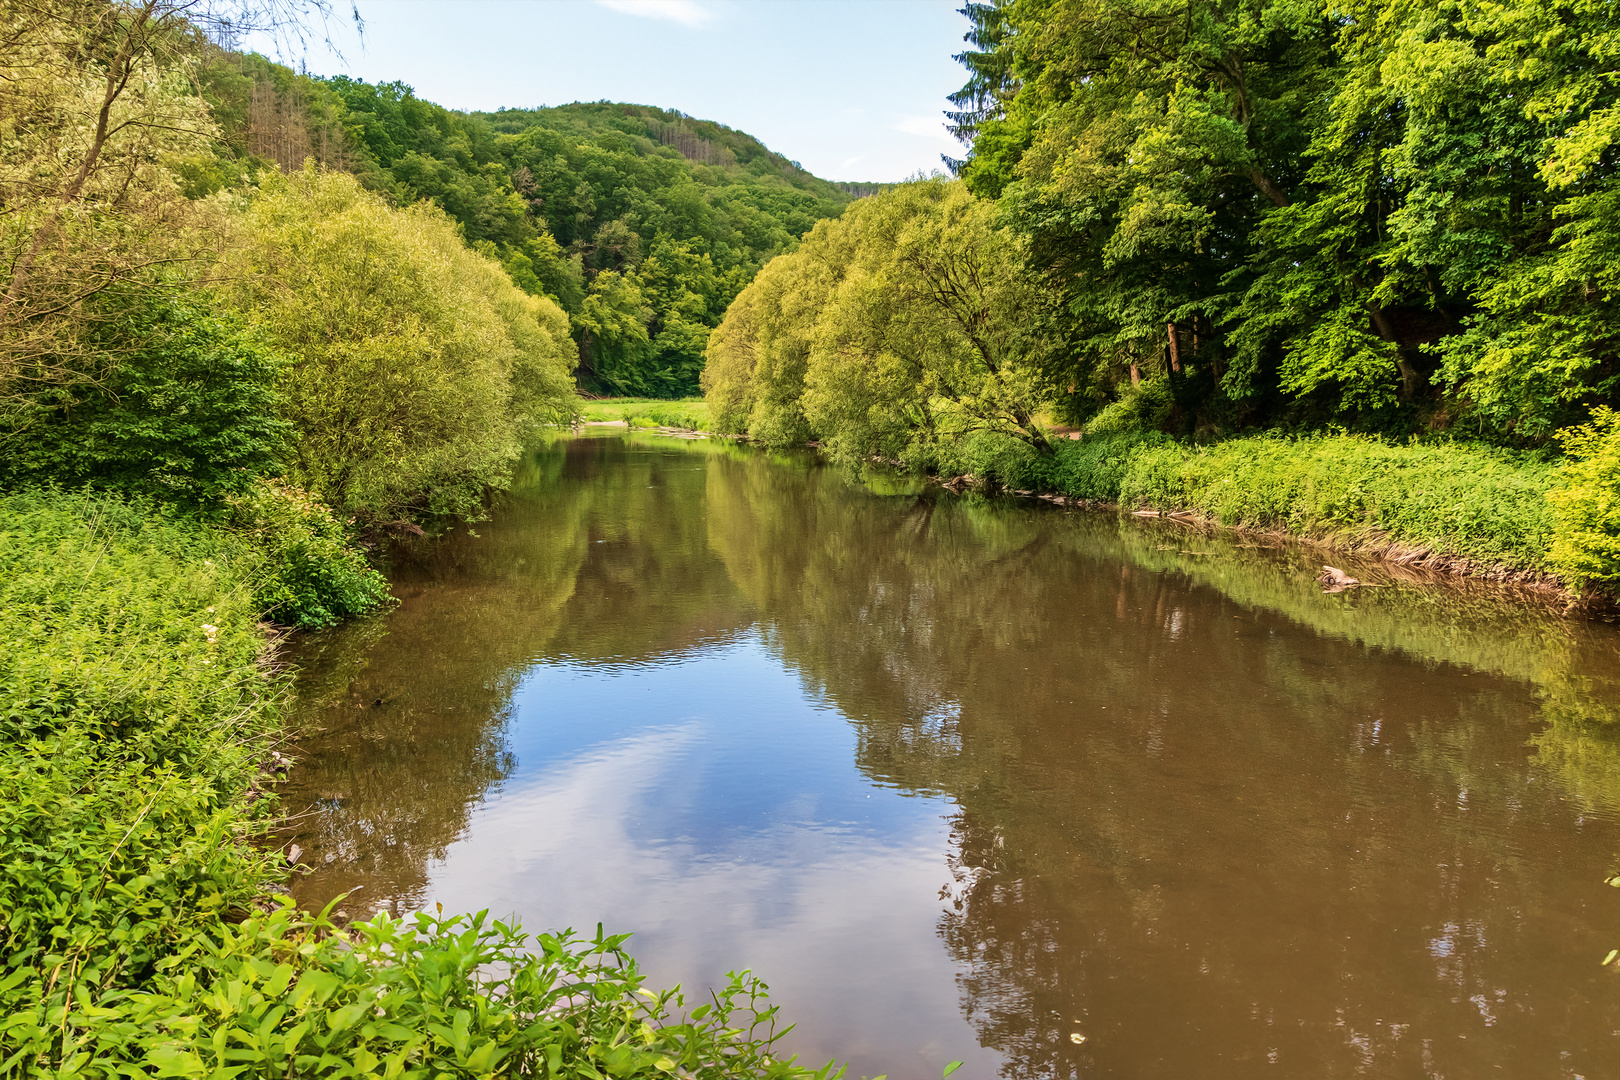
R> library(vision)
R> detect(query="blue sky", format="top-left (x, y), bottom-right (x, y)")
top-left (274, 1), bottom-right (973, 182)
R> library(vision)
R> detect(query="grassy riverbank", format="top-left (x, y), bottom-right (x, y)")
top-left (0, 489), bottom-right (830, 1078)
top-left (580, 397), bottom-right (710, 431)
top-left (930, 432), bottom-right (1568, 585)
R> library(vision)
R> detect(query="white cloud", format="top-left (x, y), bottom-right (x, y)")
top-left (594, 0), bottom-right (713, 27)
top-left (892, 114), bottom-right (955, 144)
top-left (841, 154), bottom-right (866, 171)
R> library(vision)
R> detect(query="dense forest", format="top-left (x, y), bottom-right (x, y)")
top-left (942, 0), bottom-right (1620, 443)
top-left (705, 0), bottom-right (1620, 590)
top-left (194, 55), bottom-right (858, 396)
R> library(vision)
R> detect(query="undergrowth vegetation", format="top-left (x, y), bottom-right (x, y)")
top-left (1547, 409), bottom-right (1620, 590)
top-left (930, 432), bottom-right (1562, 576)
top-left (0, 490), bottom-right (837, 1078)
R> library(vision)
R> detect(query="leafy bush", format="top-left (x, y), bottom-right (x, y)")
top-left (4, 904), bottom-right (833, 1079)
top-left (0, 489), bottom-right (283, 1070)
top-left (0, 291), bottom-right (289, 507)
top-left (1547, 408), bottom-right (1620, 587)
top-left (930, 429), bottom-right (1054, 490)
top-left (0, 488), bottom-right (841, 1078)
top-left (228, 479), bottom-right (393, 628)
top-left (1083, 378), bottom-right (1175, 436)
top-left (1048, 433), bottom-right (1172, 501)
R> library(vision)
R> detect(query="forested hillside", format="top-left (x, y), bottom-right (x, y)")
top-left (195, 56), bottom-right (857, 396)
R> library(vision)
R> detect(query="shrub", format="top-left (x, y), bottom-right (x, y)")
top-left (1049, 432), bottom-right (1171, 501)
top-left (1547, 408), bottom-right (1620, 587)
top-left (0, 291), bottom-right (289, 507)
top-left (227, 478), bottom-right (393, 628)
top-left (0, 489), bottom-right (282, 1068)
top-left (1083, 378), bottom-right (1175, 436)
top-left (4, 905), bottom-right (832, 1079)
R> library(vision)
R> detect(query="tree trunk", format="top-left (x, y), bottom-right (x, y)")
top-left (1368, 303), bottom-right (1420, 400)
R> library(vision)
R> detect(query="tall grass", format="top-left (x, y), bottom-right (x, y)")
top-left (934, 431), bottom-right (1561, 575)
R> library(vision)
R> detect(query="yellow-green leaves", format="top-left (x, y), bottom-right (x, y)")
top-left (222, 167), bottom-right (576, 523)
top-left (1548, 408), bottom-right (1620, 588)
top-left (706, 179), bottom-right (1055, 465)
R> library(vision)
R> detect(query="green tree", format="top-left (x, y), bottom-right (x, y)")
top-left (952, 0), bottom-right (1620, 439)
top-left (575, 270), bottom-right (654, 397)
top-left (222, 167), bottom-right (575, 523)
top-left (0, 291), bottom-right (289, 505)
top-left (705, 179), bottom-right (1056, 461)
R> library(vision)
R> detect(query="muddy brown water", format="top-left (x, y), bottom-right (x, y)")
top-left (281, 432), bottom-right (1620, 1080)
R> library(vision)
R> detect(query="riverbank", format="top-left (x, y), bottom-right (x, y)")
top-left (922, 430), bottom-right (1615, 603)
top-left (0, 488), bottom-right (829, 1077)
top-left (688, 422), bottom-right (1597, 603)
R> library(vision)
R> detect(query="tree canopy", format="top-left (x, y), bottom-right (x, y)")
top-left (704, 179), bottom-right (1058, 464)
top-left (195, 58), bottom-right (866, 397)
top-left (943, 0), bottom-right (1620, 443)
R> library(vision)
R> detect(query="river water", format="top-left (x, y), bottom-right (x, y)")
top-left (281, 431), bottom-right (1620, 1080)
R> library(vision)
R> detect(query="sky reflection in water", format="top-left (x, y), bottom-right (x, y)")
top-left (282, 433), bottom-right (1620, 1080)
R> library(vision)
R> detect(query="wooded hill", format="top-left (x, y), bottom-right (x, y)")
top-left (196, 54), bottom-right (861, 397)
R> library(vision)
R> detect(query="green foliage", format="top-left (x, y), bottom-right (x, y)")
top-left (705, 179), bottom-right (1059, 459)
top-left (1548, 408), bottom-right (1620, 586)
top-left (1109, 436), bottom-right (1558, 569)
top-left (1084, 378), bottom-right (1176, 436)
top-left (191, 55), bottom-right (862, 401)
top-left (0, 489), bottom-right (282, 1067)
top-left (948, 0), bottom-right (1620, 441)
top-left (7, 901), bottom-right (834, 1079)
top-left (228, 479), bottom-right (392, 628)
top-left (0, 488), bottom-right (839, 1078)
top-left (933, 429), bottom-right (1558, 571)
top-left (222, 167), bottom-right (577, 524)
top-left (580, 398), bottom-right (711, 431)
top-left (284, 80), bottom-right (858, 398)
top-left (0, 290), bottom-right (289, 507)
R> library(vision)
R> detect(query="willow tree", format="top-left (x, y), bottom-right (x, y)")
top-left (703, 179), bottom-right (1057, 464)
top-left (802, 181), bottom-right (1056, 464)
top-left (223, 167), bottom-right (576, 522)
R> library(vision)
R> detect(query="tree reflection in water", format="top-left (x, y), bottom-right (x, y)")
top-left (281, 433), bottom-right (1620, 1080)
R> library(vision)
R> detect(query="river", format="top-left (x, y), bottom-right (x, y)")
top-left (279, 431), bottom-right (1620, 1080)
